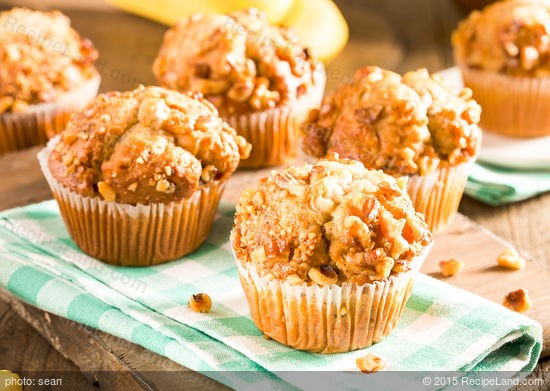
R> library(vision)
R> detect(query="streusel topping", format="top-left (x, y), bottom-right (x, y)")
top-left (153, 8), bottom-right (323, 115)
top-left (49, 86), bottom-right (251, 204)
top-left (231, 155), bottom-right (432, 285)
top-left (0, 8), bottom-right (98, 114)
top-left (302, 67), bottom-right (481, 176)
top-left (452, 0), bottom-right (550, 76)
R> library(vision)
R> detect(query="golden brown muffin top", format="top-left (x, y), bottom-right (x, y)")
top-left (49, 86), bottom-right (251, 205)
top-left (452, 0), bottom-right (550, 76)
top-left (152, 8), bottom-right (324, 115)
top-left (302, 67), bottom-right (482, 177)
top-left (231, 155), bottom-right (432, 285)
top-left (0, 8), bottom-right (98, 114)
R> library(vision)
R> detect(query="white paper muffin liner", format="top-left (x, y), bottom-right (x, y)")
top-left (0, 74), bottom-right (101, 155)
top-left (38, 136), bottom-right (225, 266)
top-left (226, 70), bottom-right (326, 168)
top-left (460, 65), bottom-right (550, 138)
top-left (406, 162), bottom-right (470, 234)
top-left (235, 244), bottom-right (432, 354)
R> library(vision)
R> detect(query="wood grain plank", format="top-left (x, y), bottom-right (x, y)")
top-left (0, 289), bottom-right (228, 391)
top-left (0, 299), bottom-right (97, 390)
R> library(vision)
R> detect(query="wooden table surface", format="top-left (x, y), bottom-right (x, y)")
top-left (0, 0), bottom-right (549, 389)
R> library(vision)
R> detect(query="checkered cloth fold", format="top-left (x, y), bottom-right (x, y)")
top-left (466, 162), bottom-right (550, 206)
top-left (0, 200), bottom-right (542, 390)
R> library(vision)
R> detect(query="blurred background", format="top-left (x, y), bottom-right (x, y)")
top-left (0, 0), bottom-right (482, 93)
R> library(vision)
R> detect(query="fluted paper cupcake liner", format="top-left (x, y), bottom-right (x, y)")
top-left (227, 71), bottom-right (326, 169)
top-left (0, 74), bottom-right (101, 155)
top-left (235, 245), bottom-right (431, 354)
top-left (406, 162), bottom-right (470, 233)
top-left (38, 137), bottom-right (224, 266)
top-left (460, 66), bottom-right (550, 138)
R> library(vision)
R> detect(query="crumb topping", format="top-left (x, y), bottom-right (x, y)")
top-left (49, 85), bottom-right (251, 204)
top-left (0, 8), bottom-right (98, 113)
top-left (231, 155), bottom-right (432, 285)
top-left (153, 8), bottom-right (323, 115)
top-left (302, 66), bottom-right (481, 176)
top-left (452, 0), bottom-right (550, 76)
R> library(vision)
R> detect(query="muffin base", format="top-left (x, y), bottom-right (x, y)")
top-left (0, 74), bottom-right (101, 155)
top-left (227, 71), bottom-right (326, 169)
top-left (235, 247), bottom-right (431, 354)
top-left (406, 163), bottom-right (469, 233)
top-left (460, 66), bottom-right (550, 138)
top-left (38, 138), bottom-right (225, 266)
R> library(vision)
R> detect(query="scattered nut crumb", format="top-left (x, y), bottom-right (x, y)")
top-left (503, 289), bottom-right (532, 313)
top-left (356, 352), bottom-right (386, 373)
top-left (188, 293), bottom-right (212, 313)
top-left (497, 248), bottom-right (526, 270)
top-left (439, 258), bottom-right (464, 277)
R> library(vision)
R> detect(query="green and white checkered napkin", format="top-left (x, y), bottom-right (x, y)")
top-left (466, 162), bottom-right (550, 206)
top-left (0, 200), bottom-right (542, 390)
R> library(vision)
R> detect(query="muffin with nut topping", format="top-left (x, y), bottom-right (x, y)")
top-left (38, 85), bottom-right (250, 266)
top-left (0, 7), bottom-right (100, 154)
top-left (452, 0), bottom-right (550, 137)
top-left (153, 8), bottom-right (325, 168)
top-left (302, 66), bottom-right (482, 232)
top-left (231, 155), bottom-right (433, 353)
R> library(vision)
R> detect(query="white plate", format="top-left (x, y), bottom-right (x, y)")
top-left (437, 67), bottom-right (550, 170)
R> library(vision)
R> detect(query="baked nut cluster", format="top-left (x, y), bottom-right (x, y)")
top-left (302, 66), bottom-right (481, 176)
top-left (153, 8), bottom-right (323, 115)
top-left (231, 155), bottom-right (432, 285)
top-left (49, 85), bottom-right (251, 204)
top-left (0, 8), bottom-right (98, 113)
top-left (452, 0), bottom-right (550, 76)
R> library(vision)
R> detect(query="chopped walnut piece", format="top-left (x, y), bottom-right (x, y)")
top-left (97, 181), bottom-right (116, 202)
top-left (497, 248), bottom-right (526, 270)
top-left (503, 289), bottom-right (532, 313)
top-left (356, 353), bottom-right (386, 373)
top-left (188, 293), bottom-right (212, 313)
top-left (308, 265), bottom-right (338, 285)
top-left (0, 96), bottom-right (14, 113)
top-left (156, 178), bottom-right (176, 194)
top-left (439, 258), bottom-right (464, 277)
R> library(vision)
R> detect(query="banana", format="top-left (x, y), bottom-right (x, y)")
top-left (106, 0), bottom-right (349, 63)
top-left (105, 0), bottom-right (294, 25)
top-left (282, 0), bottom-right (349, 63)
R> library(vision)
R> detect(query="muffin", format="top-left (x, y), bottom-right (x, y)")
top-left (38, 85), bottom-right (250, 266)
top-left (0, 8), bottom-right (100, 154)
top-left (301, 66), bottom-right (482, 233)
top-left (153, 8), bottom-right (326, 168)
top-left (452, 0), bottom-right (550, 137)
top-left (231, 155), bottom-right (433, 353)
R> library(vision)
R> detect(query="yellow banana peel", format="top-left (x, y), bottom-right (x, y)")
top-left (106, 0), bottom-right (349, 63)
top-left (282, 0), bottom-right (349, 63)
top-left (105, 0), bottom-right (294, 25)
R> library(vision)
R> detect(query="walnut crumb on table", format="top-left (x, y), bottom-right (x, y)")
top-left (439, 258), bottom-right (464, 277)
top-left (497, 248), bottom-right (526, 270)
top-left (502, 289), bottom-right (532, 313)
top-left (356, 353), bottom-right (386, 373)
